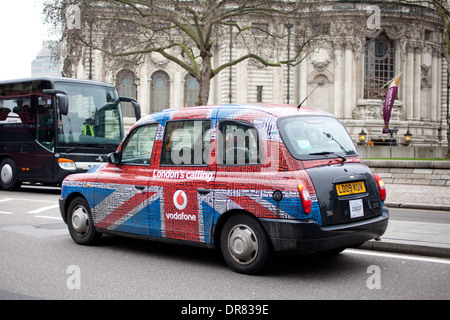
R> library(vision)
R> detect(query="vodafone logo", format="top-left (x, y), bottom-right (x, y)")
top-left (173, 190), bottom-right (187, 210)
top-left (168, 190), bottom-right (195, 221)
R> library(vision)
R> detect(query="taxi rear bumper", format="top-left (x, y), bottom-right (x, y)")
top-left (259, 206), bottom-right (389, 253)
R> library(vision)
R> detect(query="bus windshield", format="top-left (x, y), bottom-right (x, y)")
top-left (55, 82), bottom-right (123, 148)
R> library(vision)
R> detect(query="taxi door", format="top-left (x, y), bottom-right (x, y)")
top-left (154, 117), bottom-right (217, 244)
top-left (93, 123), bottom-right (160, 237)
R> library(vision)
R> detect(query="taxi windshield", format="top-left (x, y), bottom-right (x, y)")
top-left (278, 116), bottom-right (357, 160)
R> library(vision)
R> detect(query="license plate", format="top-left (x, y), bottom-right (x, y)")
top-left (336, 181), bottom-right (366, 196)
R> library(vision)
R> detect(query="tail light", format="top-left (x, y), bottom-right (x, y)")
top-left (373, 174), bottom-right (386, 202)
top-left (298, 184), bottom-right (312, 215)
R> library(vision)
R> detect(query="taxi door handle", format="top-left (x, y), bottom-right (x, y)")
top-left (198, 188), bottom-right (210, 195)
top-left (135, 185), bottom-right (145, 191)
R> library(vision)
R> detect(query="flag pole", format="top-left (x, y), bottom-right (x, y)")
top-left (379, 72), bottom-right (403, 89)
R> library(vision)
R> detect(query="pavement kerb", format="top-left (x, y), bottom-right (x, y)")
top-left (385, 202), bottom-right (450, 212)
top-left (357, 161), bottom-right (450, 258)
top-left (359, 202), bottom-right (450, 259)
top-left (359, 239), bottom-right (450, 259)
top-left (363, 159), bottom-right (450, 169)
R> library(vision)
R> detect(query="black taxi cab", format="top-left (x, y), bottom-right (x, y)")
top-left (59, 104), bottom-right (388, 274)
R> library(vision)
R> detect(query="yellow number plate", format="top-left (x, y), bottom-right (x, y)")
top-left (336, 181), bottom-right (366, 196)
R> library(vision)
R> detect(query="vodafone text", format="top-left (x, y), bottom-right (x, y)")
top-left (165, 212), bottom-right (197, 221)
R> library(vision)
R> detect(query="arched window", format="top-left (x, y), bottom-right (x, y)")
top-left (151, 71), bottom-right (170, 112)
top-left (364, 33), bottom-right (395, 99)
top-left (117, 70), bottom-right (137, 117)
top-left (184, 75), bottom-right (199, 107)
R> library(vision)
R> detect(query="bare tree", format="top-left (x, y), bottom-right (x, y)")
top-left (43, 0), bottom-right (320, 105)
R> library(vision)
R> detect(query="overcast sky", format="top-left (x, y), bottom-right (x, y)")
top-left (0, 0), bottom-right (57, 81)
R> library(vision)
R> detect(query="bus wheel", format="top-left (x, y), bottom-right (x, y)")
top-left (0, 158), bottom-right (21, 191)
top-left (220, 214), bottom-right (273, 275)
top-left (67, 197), bottom-right (101, 245)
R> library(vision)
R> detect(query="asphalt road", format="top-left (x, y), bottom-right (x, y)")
top-left (0, 186), bottom-right (449, 301)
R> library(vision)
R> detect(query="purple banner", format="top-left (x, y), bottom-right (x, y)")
top-left (382, 76), bottom-right (401, 134)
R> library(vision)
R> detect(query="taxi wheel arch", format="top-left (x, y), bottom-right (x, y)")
top-left (218, 211), bottom-right (274, 275)
top-left (66, 196), bottom-right (101, 245)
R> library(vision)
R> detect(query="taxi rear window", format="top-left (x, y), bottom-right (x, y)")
top-left (278, 116), bottom-right (357, 160)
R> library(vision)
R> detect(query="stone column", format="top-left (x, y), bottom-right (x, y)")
top-left (173, 71), bottom-right (182, 108)
top-left (414, 47), bottom-right (422, 120)
top-left (406, 45), bottom-right (414, 120)
top-left (298, 58), bottom-right (308, 106)
top-left (333, 43), bottom-right (344, 119)
top-left (273, 67), bottom-right (283, 103)
top-left (344, 43), bottom-right (353, 119)
top-left (431, 50), bottom-right (438, 122)
top-left (236, 57), bottom-right (248, 103)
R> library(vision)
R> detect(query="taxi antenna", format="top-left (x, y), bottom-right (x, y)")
top-left (297, 79), bottom-right (325, 110)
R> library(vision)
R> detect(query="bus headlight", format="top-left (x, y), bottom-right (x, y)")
top-left (58, 158), bottom-right (77, 171)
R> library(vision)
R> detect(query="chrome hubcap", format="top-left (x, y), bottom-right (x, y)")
top-left (71, 206), bottom-right (89, 237)
top-left (227, 224), bottom-right (258, 265)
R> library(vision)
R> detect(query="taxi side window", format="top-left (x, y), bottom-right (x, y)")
top-left (161, 120), bottom-right (211, 165)
top-left (121, 124), bottom-right (158, 165)
top-left (218, 120), bottom-right (260, 165)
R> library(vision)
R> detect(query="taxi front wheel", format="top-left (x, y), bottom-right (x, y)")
top-left (220, 214), bottom-right (273, 275)
top-left (67, 197), bottom-right (101, 245)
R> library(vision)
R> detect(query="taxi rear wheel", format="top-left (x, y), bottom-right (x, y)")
top-left (220, 214), bottom-right (273, 275)
top-left (67, 197), bottom-right (101, 245)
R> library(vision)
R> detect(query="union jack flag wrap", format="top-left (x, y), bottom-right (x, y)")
top-left (382, 74), bottom-right (401, 134)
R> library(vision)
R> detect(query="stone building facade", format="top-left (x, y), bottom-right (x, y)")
top-left (61, 1), bottom-right (448, 146)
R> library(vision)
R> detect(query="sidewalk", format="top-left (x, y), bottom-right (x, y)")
top-left (359, 183), bottom-right (450, 258)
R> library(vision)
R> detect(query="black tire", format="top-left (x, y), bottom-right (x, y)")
top-left (67, 197), bottom-right (101, 245)
top-left (0, 158), bottom-right (21, 191)
top-left (220, 214), bottom-right (274, 275)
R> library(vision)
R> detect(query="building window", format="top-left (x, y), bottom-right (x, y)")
top-left (117, 70), bottom-right (137, 117)
top-left (256, 86), bottom-right (263, 102)
top-left (151, 71), bottom-right (170, 112)
top-left (184, 75), bottom-right (199, 107)
top-left (251, 23), bottom-right (268, 35)
top-left (119, 21), bottom-right (136, 33)
top-left (425, 30), bottom-right (433, 42)
top-left (364, 33), bottom-right (395, 99)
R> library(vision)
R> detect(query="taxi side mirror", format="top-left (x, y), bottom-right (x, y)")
top-left (107, 152), bottom-right (120, 165)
